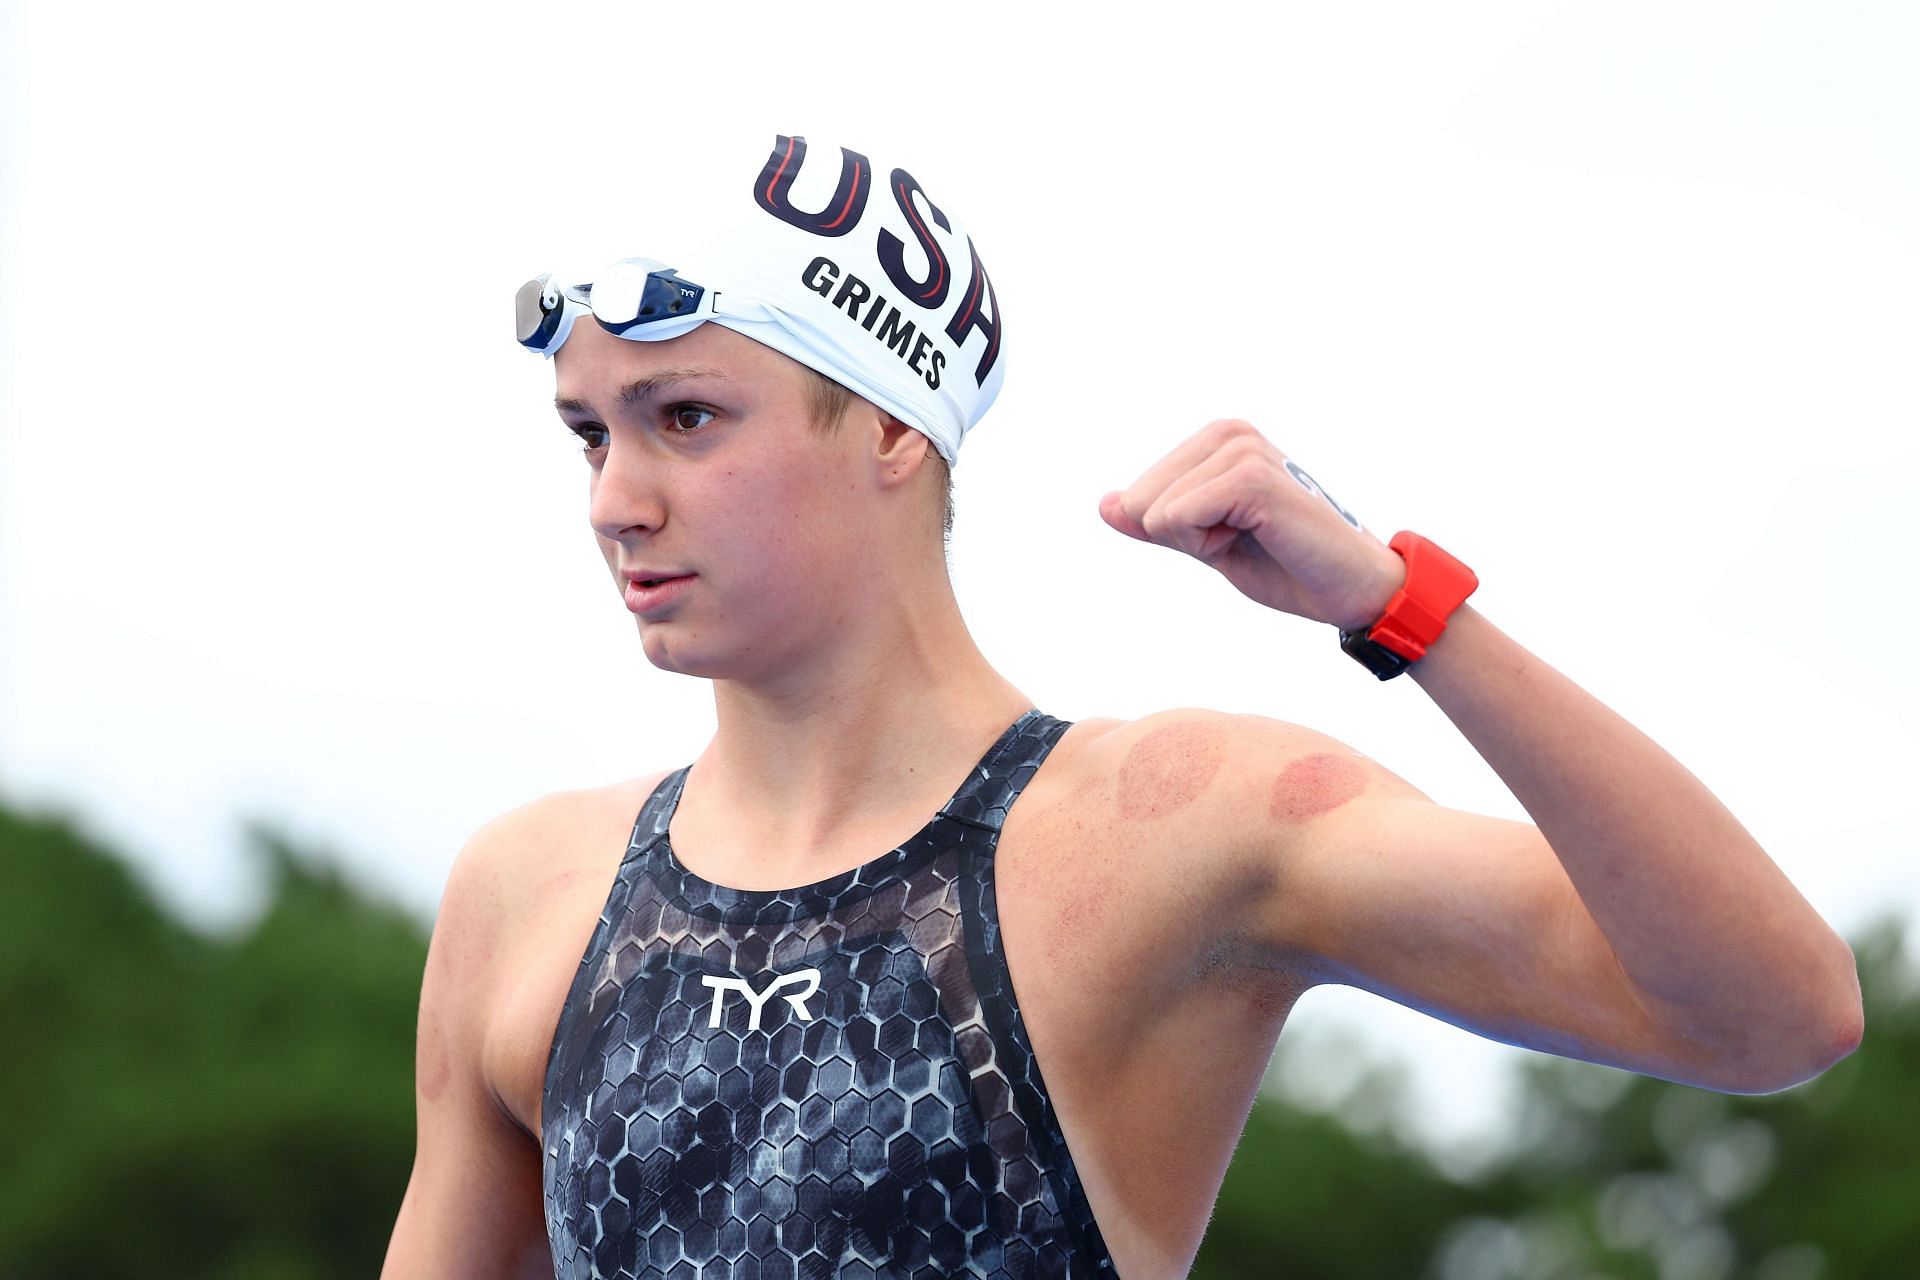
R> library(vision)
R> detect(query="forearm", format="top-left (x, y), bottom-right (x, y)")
top-left (1407, 601), bottom-right (1863, 1073)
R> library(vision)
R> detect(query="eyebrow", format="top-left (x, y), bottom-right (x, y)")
top-left (553, 366), bottom-right (731, 416)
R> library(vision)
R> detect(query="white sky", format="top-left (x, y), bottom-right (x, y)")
top-left (3, 0), bottom-right (1915, 1169)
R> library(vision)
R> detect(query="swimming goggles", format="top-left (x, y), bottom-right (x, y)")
top-left (514, 257), bottom-right (728, 356)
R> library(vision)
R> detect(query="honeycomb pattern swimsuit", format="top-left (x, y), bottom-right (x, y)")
top-left (541, 708), bottom-right (1119, 1279)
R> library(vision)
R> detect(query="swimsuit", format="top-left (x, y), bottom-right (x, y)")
top-left (542, 708), bottom-right (1118, 1278)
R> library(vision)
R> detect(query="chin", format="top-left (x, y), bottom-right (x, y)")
top-left (634, 628), bottom-right (729, 680)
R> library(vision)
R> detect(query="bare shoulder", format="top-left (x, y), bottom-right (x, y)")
top-left (1041, 705), bottom-right (1287, 833)
top-left (1050, 707), bottom-right (1433, 962)
top-left (1165, 707), bottom-right (1433, 899)
top-left (997, 706), bottom-right (1387, 1011)
top-left (440, 788), bottom-right (612, 951)
top-left (457, 772), bottom-right (677, 950)
top-left (1057, 704), bottom-right (1424, 814)
top-left (1009, 706), bottom-right (1261, 905)
top-left (463, 769), bottom-right (681, 1143)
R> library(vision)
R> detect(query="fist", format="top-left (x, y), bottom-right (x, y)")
top-left (1098, 418), bottom-right (1407, 632)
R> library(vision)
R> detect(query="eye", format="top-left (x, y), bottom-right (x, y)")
top-left (566, 423), bottom-right (608, 452)
top-left (668, 404), bottom-right (717, 434)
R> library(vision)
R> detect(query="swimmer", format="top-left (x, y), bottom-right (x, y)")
top-left (380, 133), bottom-right (1864, 1280)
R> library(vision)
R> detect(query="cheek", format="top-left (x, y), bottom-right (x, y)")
top-left (681, 447), bottom-right (849, 592)
top-left (740, 458), bottom-right (843, 548)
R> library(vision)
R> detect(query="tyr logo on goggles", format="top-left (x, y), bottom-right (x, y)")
top-left (514, 257), bottom-right (717, 357)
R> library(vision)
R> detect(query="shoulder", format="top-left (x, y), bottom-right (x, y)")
top-left (1063, 705), bottom-right (1426, 817)
top-left (1018, 707), bottom-right (1425, 988)
top-left (1057, 707), bottom-right (1431, 944)
top-left (1183, 708), bottom-right (1433, 874)
top-left (1033, 706), bottom-right (1402, 886)
top-left (437, 789), bottom-right (594, 941)
top-left (435, 771), bottom-right (678, 986)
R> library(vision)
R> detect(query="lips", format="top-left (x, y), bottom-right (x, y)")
top-left (624, 571), bottom-right (693, 588)
top-left (623, 573), bottom-right (697, 615)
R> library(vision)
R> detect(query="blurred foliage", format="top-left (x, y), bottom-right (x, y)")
top-left (0, 799), bottom-right (423, 1279)
top-left (0, 793), bottom-right (1910, 1278)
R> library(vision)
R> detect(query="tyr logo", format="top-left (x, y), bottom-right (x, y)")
top-left (700, 967), bottom-right (823, 1032)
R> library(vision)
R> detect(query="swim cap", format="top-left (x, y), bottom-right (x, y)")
top-left (521, 134), bottom-right (1006, 470)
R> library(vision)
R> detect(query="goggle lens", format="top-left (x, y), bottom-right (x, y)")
top-left (514, 277), bottom-right (565, 348)
top-left (592, 259), bottom-right (707, 335)
top-left (514, 259), bottom-right (710, 354)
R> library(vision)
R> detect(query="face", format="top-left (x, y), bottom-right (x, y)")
top-left (551, 318), bottom-right (909, 681)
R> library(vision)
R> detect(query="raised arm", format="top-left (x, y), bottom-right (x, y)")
top-left (1099, 419), bottom-right (1863, 1093)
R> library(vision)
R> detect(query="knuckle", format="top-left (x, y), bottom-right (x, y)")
top-left (1221, 434), bottom-right (1268, 465)
top-left (1208, 417), bottom-right (1260, 440)
top-left (1230, 454), bottom-right (1271, 487)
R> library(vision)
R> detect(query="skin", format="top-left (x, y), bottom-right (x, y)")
top-left (1268, 751), bottom-right (1368, 823)
top-left (554, 318), bottom-right (1035, 876)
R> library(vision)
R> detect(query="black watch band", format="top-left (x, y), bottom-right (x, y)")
top-left (1339, 627), bottom-right (1415, 680)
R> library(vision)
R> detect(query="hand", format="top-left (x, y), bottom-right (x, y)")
top-left (1098, 418), bottom-right (1408, 632)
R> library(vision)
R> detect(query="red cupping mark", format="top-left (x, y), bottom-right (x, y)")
top-left (1268, 752), bottom-right (1366, 823)
top-left (1116, 718), bottom-right (1226, 821)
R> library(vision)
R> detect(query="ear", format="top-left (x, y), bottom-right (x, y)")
top-left (870, 409), bottom-right (935, 482)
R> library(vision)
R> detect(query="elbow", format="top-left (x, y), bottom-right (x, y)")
top-left (1730, 982), bottom-right (1866, 1096)
top-left (1741, 1009), bottom-right (1862, 1095)
top-left (1811, 940), bottom-right (1867, 1075)
top-left (1818, 988), bottom-right (1866, 1072)
top-left (1831, 1007), bottom-right (1865, 1060)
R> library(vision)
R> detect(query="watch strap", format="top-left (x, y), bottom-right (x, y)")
top-left (1339, 532), bottom-right (1478, 680)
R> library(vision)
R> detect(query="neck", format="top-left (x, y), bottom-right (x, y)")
top-left (682, 568), bottom-right (1033, 873)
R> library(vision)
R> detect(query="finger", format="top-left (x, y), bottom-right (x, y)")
top-left (1107, 419), bottom-right (1258, 538)
top-left (1097, 489), bottom-right (1149, 540)
top-left (1157, 459), bottom-right (1281, 561)
top-left (1138, 444), bottom-right (1257, 558)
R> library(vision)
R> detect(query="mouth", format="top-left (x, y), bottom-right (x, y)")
top-left (623, 573), bottom-right (697, 615)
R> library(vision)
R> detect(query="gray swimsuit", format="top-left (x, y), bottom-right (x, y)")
top-left (541, 707), bottom-right (1119, 1279)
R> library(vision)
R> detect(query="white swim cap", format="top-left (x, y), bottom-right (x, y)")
top-left (519, 134), bottom-right (1006, 470)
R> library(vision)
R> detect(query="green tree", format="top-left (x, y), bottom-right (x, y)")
top-left (0, 799), bottom-right (424, 1279)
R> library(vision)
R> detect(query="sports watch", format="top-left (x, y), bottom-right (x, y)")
top-left (1338, 532), bottom-right (1479, 680)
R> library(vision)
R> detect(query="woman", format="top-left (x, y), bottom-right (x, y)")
top-left (383, 132), bottom-right (1862, 1280)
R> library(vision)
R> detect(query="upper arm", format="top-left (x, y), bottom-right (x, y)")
top-left (1218, 715), bottom-right (1735, 1088)
top-left (382, 807), bottom-right (557, 1280)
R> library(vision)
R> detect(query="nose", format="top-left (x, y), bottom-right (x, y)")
top-left (587, 442), bottom-right (669, 544)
